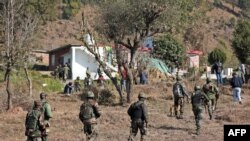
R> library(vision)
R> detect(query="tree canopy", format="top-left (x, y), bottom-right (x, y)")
top-left (152, 34), bottom-right (185, 68)
top-left (208, 48), bottom-right (227, 64)
top-left (232, 19), bottom-right (250, 63)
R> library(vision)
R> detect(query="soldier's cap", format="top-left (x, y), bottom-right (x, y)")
top-left (34, 100), bottom-right (42, 107)
top-left (40, 92), bottom-right (47, 98)
top-left (86, 91), bottom-right (95, 98)
top-left (176, 76), bottom-right (182, 81)
top-left (138, 92), bottom-right (146, 98)
top-left (206, 78), bottom-right (212, 82)
top-left (194, 85), bottom-right (201, 90)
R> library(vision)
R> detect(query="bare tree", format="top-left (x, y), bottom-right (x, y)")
top-left (99, 1), bottom-right (168, 68)
top-left (94, 0), bottom-right (169, 103)
top-left (80, 13), bottom-right (124, 104)
top-left (0, 0), bottom-right (39, 109)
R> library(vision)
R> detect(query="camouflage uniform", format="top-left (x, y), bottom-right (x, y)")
top-left (191, 86), bottom-right (209, 135)
top-left (74, 77), bottom-right (81, 92)
top-left (84, 76), bottom-right (92, 89)
top-left (202, 79), bottom-right (218, 120)
top-left (40, 93), bottom-right (53, 141)
top-left (63, 65), bottom-right (69, 81)
top-left (86, 67), bottom-right (91, 78)
top-left (25, 101), bottom-right (44, 141)
top-left (172, 77), bottom-right (189, 119)
top-left (79, 91), bottom-right (101, 141)
top-left (54, 66), bottom-right (59, 79)
top-left (127, 93), bottom-right (148, 141)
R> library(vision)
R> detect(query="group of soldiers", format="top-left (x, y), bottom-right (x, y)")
top-left (173, 76), bottom-right (219, 135)
top-left (25, 76), bottom-right (219, 141)
top-left (25, 93), bottom-right (53, 141)
top-left (53, 63), bottom-right (71, 81)
top-left (78, 91), bottom-right (148, 141)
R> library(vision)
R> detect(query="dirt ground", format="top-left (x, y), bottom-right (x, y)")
top-left (0, 81), bottom-right (250, 141)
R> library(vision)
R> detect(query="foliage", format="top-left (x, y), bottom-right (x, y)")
top-left (0, 70), bottom-right (63, 93)
top-left (30, 71), bottom-right (63, 92)
top-left (95, 0), bottom-right (197, 67)
top-left (98, 89), bottom-right (116, 105)
top-left (27, 0), bottom-right (59, 21)
top-left (152, 34), bottom-right (185, 68)
top-left (238, 0), bottom-right (250, 9)
top-left (208, 48), bottom-right (227, 64)
top-left (62, 0), bottom-right (81, 19)
top-left (213, 0), bottom-right (223, 7)
top-left (232, 20), bottom-right (250, 64)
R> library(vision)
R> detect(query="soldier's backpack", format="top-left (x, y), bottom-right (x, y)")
top-left (25, 110), bottom-right (40, 129)
top-left (79, 102), bottom-right (95, 121)
top-left (25, 110), bottom-right (42, 137)
top-left (173, 83), bottom-right (183, 97)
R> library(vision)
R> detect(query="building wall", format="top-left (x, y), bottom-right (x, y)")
top-left (72, 47), bottom-right (99, 80)
top-left (31, 52), bottom-right (49, 65)
top-left (49, 48), bottom-right (70, 70)
top-left (188, 54), bottom-right (199, 68)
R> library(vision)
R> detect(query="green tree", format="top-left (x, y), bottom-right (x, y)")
top-left (62, 0), bottom-right (81, 19)
top-left (208, 48), bottom-right (227, 64)
top-left (232, 20), bottom-right (250, 63)
top-left (152, 35), bottom-right (185, 69)
top-left (27, 0), bottom-right (59, 22)
top-left (238, 0), bottom-right (250, 9)
top-left (214, 0), bottom-right (223, 7)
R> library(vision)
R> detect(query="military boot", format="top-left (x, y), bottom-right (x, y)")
top-left (196, 129), bottom-right (200, 135)
top-left (179, 114), bottom-right (184, 119)
top-left (209, 115), bottom-right (213, 120)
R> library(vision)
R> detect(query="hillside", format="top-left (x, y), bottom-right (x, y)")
top-left (34, 1), bottom-right (243, 67)
top-left (0, 81), bottom-right (250, 141)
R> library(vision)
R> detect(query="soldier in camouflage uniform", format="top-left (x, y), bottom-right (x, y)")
top-left (40, 93), bottom-right (53, 141)
top-left (79, 91), bottom-right (101, 141)
top-left (53, 66), bottom-right (59, 79)
top-left (25, 100), bottom-right (45, 141)
top-left (172, 77), bottom-right (190, 119)
top-left (191, 86), bottom-right (209, 135)
top-left (202, 78), bottom-right (218, 120)
top-left (63, 64), bottom-right (69, 81)
top-left (127, 93), bottom-right (148, 141)
top-left (74, 76), bottom-right (81, 92)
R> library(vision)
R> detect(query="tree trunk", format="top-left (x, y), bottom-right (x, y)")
top-left (126, 69), bottom-right (133, 103)
top-left (24, 64), bottom-right (32, 97)
top-left (4, 64), bottom-right (11, 81)
top-left (6, 69), bottom-right (12, 110)
top-left (129, 48), bottom-right (137, 69)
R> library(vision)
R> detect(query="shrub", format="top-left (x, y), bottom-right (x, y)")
top-left (98, 89), bottom-right (116, 105)
top-left (208, 48), bottom-right (227, 64)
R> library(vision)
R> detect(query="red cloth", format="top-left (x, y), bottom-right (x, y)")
top-left (121, 69), bottom-right (127, 80)
top-left (98, 75), bottom-right (105, 81)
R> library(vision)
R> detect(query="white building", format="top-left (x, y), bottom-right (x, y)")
top-left (48, 44), bottom-right (117, 80)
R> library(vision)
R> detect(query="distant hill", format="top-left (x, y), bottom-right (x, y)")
top-left (36, 0), bottom-right (243, 66)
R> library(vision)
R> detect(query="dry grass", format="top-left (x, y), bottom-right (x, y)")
top-left (1, 81), bottom-right (250, 141)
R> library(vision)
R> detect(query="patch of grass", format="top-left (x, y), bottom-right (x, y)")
top-left (0, 70), bottom-right (63, 93)
top-left (30, 71), bottom-right (63, 93)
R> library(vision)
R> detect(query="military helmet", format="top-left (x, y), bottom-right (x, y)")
top-left (40, 92), bottom-right (47, 99)
top-left (194, 85), bottom-right (201, 90)
top-left (138, 92), bottom-right (146, 98)
top-left (86, 91), bottom-right (95, 98)
top-left (206, 78), bottom-right (211, 82)
top-left (176, 76), bottom-right (182, 81)
top-left (34, 100), bottom-right (42, 107)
